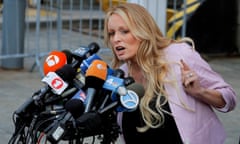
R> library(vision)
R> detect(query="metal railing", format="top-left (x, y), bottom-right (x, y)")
top-left (0, 0), bottom-right (200, 74)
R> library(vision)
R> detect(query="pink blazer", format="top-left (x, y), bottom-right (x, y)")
top-left (118, 43), bottom-right (237, 144)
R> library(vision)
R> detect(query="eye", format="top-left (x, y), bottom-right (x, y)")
top-left (108, 31), bottom-right (115, 36)
top-left (120, 30), bottom-right (129, 34)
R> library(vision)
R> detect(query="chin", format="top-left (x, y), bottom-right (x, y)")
top-left (118, 57), bottom-right (125, 61)
top-left (118, 56), bottom-right (127, 61)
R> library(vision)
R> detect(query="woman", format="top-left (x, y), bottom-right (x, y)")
top-left (103, 3), bottom-right (237, 144)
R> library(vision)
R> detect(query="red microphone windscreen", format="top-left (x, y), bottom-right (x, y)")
top-left (43, 51), bottom-right (67, 75)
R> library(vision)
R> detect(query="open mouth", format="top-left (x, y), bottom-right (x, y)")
top-left (116, 46), bottom-right (125, 51)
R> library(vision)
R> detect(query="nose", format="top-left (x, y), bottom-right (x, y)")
top-left (112, 32), bottom-right (121, 43)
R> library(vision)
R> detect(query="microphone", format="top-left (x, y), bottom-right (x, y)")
top-left (123, 76), bottom-right (135, 86)
top-left (61, 49), bottom-right (73, 64)
top-left (53, 64), bottom-right (76, 82)
top-left (80, 54), bottom-right (102, 74)
top-left (56, 42), bottom-right (100, 70)
top-left (15, 64), bottom-right (77, 119)
top-left (73, 83), bottom-right (144, 139)
top-left (40, 65), bottom-right (76, 104)
top-left (118, 83), bottom-right (144, 112)
top-left (88, 42), bottom-right (100, 52)
top-left (98, 69), bottom-right (132, 113)
top-left (46, 111), bottom-right (73, 143)
top-left (65, 89), bottom-right (86, 119)
top-left (43, 87), bottom-right (78, 106)
top-left (42, 64), bottom-right (76, 95)
top-left (103, 74), bottom-right (125, 101)
top-left (71, 42), bottom-right (100, 65)
top-left (65, 69), bottom-right (125, 119)
top-left (99, 83), bottom-right (144, 114)
top-left (103, 69), bottom-right (134, 101)
top-left (112, 69), bottom-right (125, 78)
top-left (43, 50), bottom-right (68, 76)
top-left (84, 60), bottom-right (108, 113)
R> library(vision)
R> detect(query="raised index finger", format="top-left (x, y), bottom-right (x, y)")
top-left (180, 59), bottom-right (190, 71)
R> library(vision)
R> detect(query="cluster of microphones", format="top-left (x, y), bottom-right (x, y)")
top-left (9, 42), bottom-right (144, 144)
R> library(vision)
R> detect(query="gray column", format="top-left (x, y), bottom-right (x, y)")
top-left (1, 0), bottom-right (26, 69)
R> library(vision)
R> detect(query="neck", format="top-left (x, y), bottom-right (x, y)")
top-left (127, 61), bottom-right (146, 86)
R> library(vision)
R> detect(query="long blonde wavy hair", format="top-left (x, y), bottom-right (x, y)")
top-left (103, 3), bottom-right (190, 132)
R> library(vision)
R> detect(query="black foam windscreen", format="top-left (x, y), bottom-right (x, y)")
top-left (85, 76), bottom-right (105, 89)
top-left (113, 69), bottom-right (125, 78)
top-left (65, 99), bottom-right (85, 119)
top-left (88, 42), bottom-right (100, 54)
top-left (126, 83), bottom-right (145, 99)
top-left (56, 64), bottom-right (76, 82)
top-left (62, 49), bottom-right (73, 64)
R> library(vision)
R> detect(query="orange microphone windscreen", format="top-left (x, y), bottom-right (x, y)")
top-left (43, 50), bottom-right (67, 75)
top-left (85, 60), bottom-right (108, 81)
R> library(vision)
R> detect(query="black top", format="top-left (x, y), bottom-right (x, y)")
top-left (122, 101), bottom-right (183, 144)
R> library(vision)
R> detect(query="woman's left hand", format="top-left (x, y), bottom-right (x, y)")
top-left (180, 59), bottom-right (203, 97)
top-left (180, 59), bottom-right (226, 108)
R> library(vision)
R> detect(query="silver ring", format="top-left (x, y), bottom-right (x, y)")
top-left (187, 73), bottom-right (193, 78)
top-left (189, 73), bottom-right (193, 77)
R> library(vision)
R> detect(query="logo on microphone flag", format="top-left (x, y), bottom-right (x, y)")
top-left (42, 72), bottom-right (68, 95)
top-left (51, 77), bottom-right (64, 89)
top-left (120, 90), bottom-right (139, 111)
